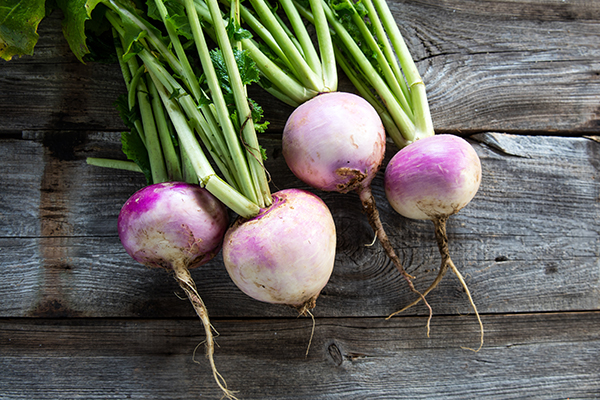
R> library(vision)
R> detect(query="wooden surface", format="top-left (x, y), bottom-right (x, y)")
top-left (1, 1), bottom-right (599, 399)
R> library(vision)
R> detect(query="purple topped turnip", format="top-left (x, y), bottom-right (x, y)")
top-left (118, 182), bottom-right (237, 396)
top-left (223, 189), bottom-right (336, 315)
top-left (385, 134), bottom-right (484, 350)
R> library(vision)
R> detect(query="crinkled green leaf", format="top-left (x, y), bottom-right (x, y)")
top-left (146, 0), bottom-right (191, 39)
top-left (165, 15), bottom-right (192, 40)
top-left (327, 0), bottom-right (377, 65)
top-left (0, 0), bottom-right (46, 60)
top-left (210, 47), bottom-right (261, 90)
top-left (56, 0), bottom-right (91, 62)
top-left (210, 47), bottom-right (268, 133)
top-left (248, 98), bottom-right (268, 133)
top-left (226, 18), bottom-right (252, 42)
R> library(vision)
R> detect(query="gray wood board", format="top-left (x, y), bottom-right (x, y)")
top-left (1, 312), bottom-right (599, 399)
top-left (1, 133), bottom-right (598, 319)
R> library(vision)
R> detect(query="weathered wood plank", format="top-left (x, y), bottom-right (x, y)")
top-left (1, 312), bottom-right (599, 399)
top-left (392, 0), bottom-right (600, 133)
top-left (1, 133), bottom-right (598, 319)
top-left (1, 1), bottom-right (599, 134)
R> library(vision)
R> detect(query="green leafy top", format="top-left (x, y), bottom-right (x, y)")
top-left (0, 0), bottom-right (46, 60)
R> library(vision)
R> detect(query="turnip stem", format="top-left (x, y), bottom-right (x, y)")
top-left (172, 262), bottom-right (239, 400)
top-left (148, 68), bottom-right (261, 218)
top-left (371, 0), bottom-right (434, 143)
top-left (279, 0), bottom-right (323, 82)
top-left (184, 0), bottom-right (261, 202)
top-left (153, 0), bottom-right (203, 101)
top-left (147, 80), bottom-right (184, 182)
top-left (136, 75), bottom-right (169, 184)
top-left (249, 0), bottom-right (323, 92)
top-left (308, 0), bottom-right (337, 91)
top-left (107, 0), bottom-right (184, 80)
top-left (86, 158), bottom-right (142, 172)
top-left (241, 39), bottom-right (318, 105)
top-left (361, 0), bottom-right (411, 106)
top-left (206, 0), bottom-right (273, 207)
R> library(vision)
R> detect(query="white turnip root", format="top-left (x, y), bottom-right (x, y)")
top-left (118, 182), bottom-right (237, 398)
top-left (222, 188), bottom-right (336, 316)
top-left (282, 92), bottom-right (430, 315)
top-left (384, 134), bottom-right (483, 350)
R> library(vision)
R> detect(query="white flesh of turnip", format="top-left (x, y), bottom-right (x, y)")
top-left (222, 188), bottom-right (336, 316)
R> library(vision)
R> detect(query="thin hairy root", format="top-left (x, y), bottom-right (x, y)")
top-left (447, 258), bottom-right (484, 352)
top-left (386, 257), bottom-right (449, 317)
top-left (388, 217), bottom-right (452, 324)
top-left (305, 310), bottom-right (316, 357)
top-left (391, 217), bottom-right (483, 350)
top-left (172, 262), bottom-right (239, 400)
top-left (357, 186), bottom-right (432, 333)
top-left (388, 216), bottom-right (484, 351)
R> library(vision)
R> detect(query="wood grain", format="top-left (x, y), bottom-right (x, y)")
top-left (1, 1), bottom-right (600, 398)
top-left (1, 312), bottom-right (599, 399)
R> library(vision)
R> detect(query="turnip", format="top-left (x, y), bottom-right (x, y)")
top-left (118, 182), bottom-right (237, 397)
top-left (282, 92), bottom-right (430, 313)
top-left (223, 188), bottom-right (336, 315)
top-left (384, 134), bottom-right (484, 351)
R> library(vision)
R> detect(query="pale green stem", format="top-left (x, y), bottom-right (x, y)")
top-left (278, 0), bottom-right (322, 82)
top-left (372, 0), bottom-right (434, 142)
top-left (308, 0), bottom-right (337, 91)
top-left (206, 0), bottom-right (272, 207)
top-left (86, 158), bottom-right (143, 173)
top-left (362, 0), bottom-right (411, 108)
top-left (139, 49), bottom-right (240, 190)
top-left (107, 0), bottom-right (189, 92)
top-left (249, 0), bottom-right (323, 92)
top-left (153, 0), bottom-right (203, 101)
top-left (150, 69), bottom-right (260, 217)
top-left (148, 79), bottom-right (184, 182)
top-left (185, 0), bottom-right (264, 205)
top-left (347, 1), bottom-right (412, 117)
top-left (242, 38), bottom-right (318, 105)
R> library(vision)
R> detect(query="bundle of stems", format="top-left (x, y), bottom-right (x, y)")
top-left (88, 0), bottom-right (272, 218)
top-left (182, 0), bottom-right (434, 147)
top-left (176, 0), bottom-right (438, 320)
